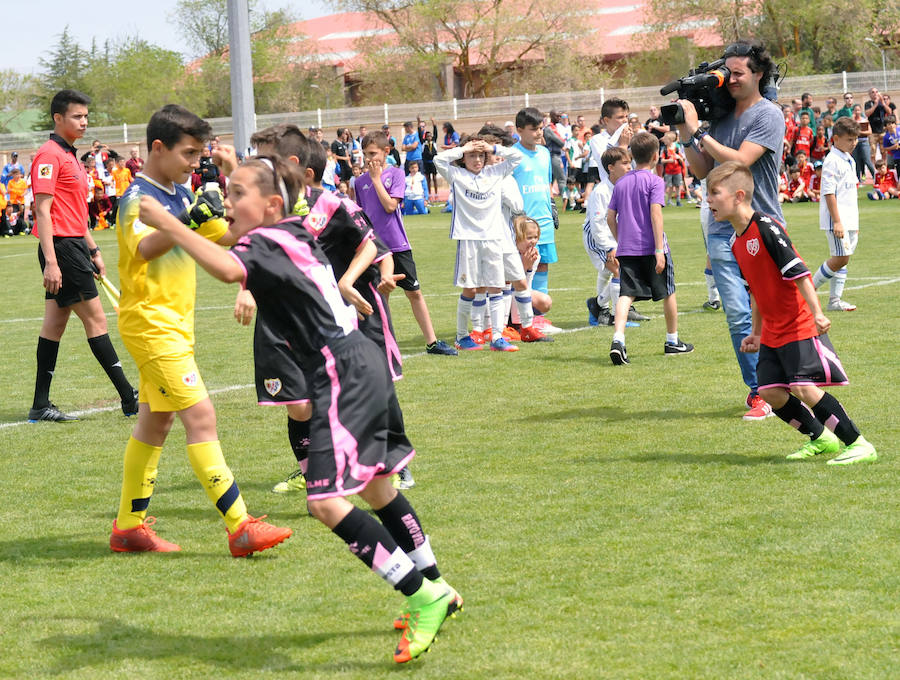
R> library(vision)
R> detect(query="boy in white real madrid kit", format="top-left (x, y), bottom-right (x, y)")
top-left (810, 117), bottom-right (861, 311)
top-left (436, 138), bottom-right (547, 351)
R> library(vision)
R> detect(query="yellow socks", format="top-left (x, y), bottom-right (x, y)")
top-left (187, 441), bottom-right (248, 533)
top-left (116, 436), bottom-right (163, 530)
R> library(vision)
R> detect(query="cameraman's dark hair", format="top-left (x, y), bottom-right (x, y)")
top-left (722, 38), bottom-right (774, 97)
top-left (477, 123), bottom-right (513, 146)
top-left (51, 89), bottom-right (91, 119)
top-left (241, 154), bottom-right (305, 218)
top-left (833, 117), bottom-right (860, 138)
top-left (601, 146), bottom-right (630, 174)
top-left (361, 131), bottom-right (389, 150)
top-left (515, 107), bottom-right (543, 129)
top-left (146, 105), bottom-right (211, 150)
top-left (304, 138), bottom-right (326, 182)
top-left (600, 98), bottom-right (629, 119)
top-left (629, 131), bottom-right (659, 165)
top-left (251, 124), bottom-right (309, 168)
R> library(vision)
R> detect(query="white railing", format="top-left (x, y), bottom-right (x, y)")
top-left (3, 69), bottom-right (899, 151)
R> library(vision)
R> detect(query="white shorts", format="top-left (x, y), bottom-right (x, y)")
top-left (583, 228), bottom-right (615, 272)
top-left (826, 229), bottom-right (858, 257)
top-left (502, 251), bottom-right (526, 282)
top-left (454, 239), bottom-right (505, 288)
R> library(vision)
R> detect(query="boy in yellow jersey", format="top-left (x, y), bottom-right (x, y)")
top-left (110, 104), bottom-right (292, 555)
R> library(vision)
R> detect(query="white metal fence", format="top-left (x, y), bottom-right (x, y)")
top-left (3, 69), bottom-right (899, 152)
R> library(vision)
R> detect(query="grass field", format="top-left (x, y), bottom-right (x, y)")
top-left (1, 194), bottom-right (898, 679)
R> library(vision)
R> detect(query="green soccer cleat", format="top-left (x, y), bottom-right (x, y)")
top-left (827, 436), bottom-right (877, 466)
top-left (272, 468), bottom-right (306, 494)
top-left (393, 581), bottom-right (459, 663)
top-left (393, 577), bottom-right (463, 630)
top-left (786, 428), bottom-right (840, 460)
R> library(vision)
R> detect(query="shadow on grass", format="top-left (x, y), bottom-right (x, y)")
top-left (39, 616), bottom-right (386, 674)
top-left (524, 405), bottom-right (740, 421)
top-left (0, 534), bottom-right (118, 563)
top-left (619, 451), bottom-right (788, 466)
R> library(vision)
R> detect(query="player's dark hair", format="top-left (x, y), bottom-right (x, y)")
top-left (722, 38), bottom-right (775, 97)
top-left (629, 131), bottom-right (659, 165)
top-left (600, 98), bottom-right (629, 120)
top-left (251, 124), bottom-right (310, 168)
top-left (885, 115), bottom-right (896, 125)
top-left (304, 138), bottom-right (326, 182)
top-left (833, 117), bottom-right (860, 138)
top-left (50, 89), bottom-right (91, 119)
top-left (454, 134), bottom-right (487, 167)
top-left (362, 131), bottom-right (389, 150)
top-left (241, 154), bottom-right (305, 218)
top-left (477, 123), bottom-right (513, 146)
top-left (146, 104), bottom-right (211, 150)
top-left (600, 146), bottom-right (630, 174)
top-left (789, 165), bottom-right (800, 173)
top-left (515, 107), bottom-right (543, 129)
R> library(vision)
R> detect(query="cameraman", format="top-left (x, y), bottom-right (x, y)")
top-left (675, 38), bottom-right (785, 421)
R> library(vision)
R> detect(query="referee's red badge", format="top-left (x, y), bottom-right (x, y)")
top-left (38, 164), bottom-right (53, 179)
top-left (746, 238), bottom-right (760, 256)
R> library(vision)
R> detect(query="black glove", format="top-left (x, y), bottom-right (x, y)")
top-left (178, 184), bottom-right (225, 230)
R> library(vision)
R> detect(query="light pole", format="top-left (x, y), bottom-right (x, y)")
top-left (865, 37), bottom-right (888, 91)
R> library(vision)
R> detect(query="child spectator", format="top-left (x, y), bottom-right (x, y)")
top-left (421, 126), bottom-right (439, 200)
top-left (607, 132), bottom-right (693, 364)
top-left (792, 111), bottom-right (815, 158)
top-left (808, 161), bottom-right (823, 201)
top-left (564, 178), bottom-right (582, 210)
top-left (587, 98), bottom-right (633, 198)
top-left (387, 139), bottom-right (401, 167)
top-left (880, 115), bottom-right (900, 169)
top-left (356, 131), bottom-right (457, 355)
top-left (810, 125), bottom-right (830, 162)
top-left (868, 159), bottom-right (898, 199)
top-left (810, 117), bottom-right (861, 311)
top-left (660, 133), bottom-right (685, 207)
top-left (402, 160), bottom-right (429, 215)
top-left (514, 216), bottom-right (552, 317)
top-left (335, 180), bottom-right (349, 199)
top-left (778, 167), bottom-right (791, 203)
top-left (322, 148), bottom-right (338, 191)
top-left (705, 161), bottom-right (876, 465)
top-left (584, 146), bottom-right (630, 327)
top-left (401, 121), bottom-right (423, 174)
top-left (795, 151), bottom-right (813, 187)
top-left (435, 137), bottom-right (547, 351)
top-left (348, 164), bottom-right (362, 201)
top-left (787, 166), bottom-right (810, 203)
top-left (111, 156), bottom-right (133, 223)
top-left (88, 180), bottom-right (112, 230)
top-left (0, 179), bottom-right (8, 236)
top-left (6, 167), bottom-right (28, 234)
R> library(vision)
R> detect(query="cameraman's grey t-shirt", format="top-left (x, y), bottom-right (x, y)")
top-left (707, 98), bottom-right (785, 237)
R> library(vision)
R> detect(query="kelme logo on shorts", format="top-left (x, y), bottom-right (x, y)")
top-left (264, 378), bottom-right (282, 396)
top-left (182, 372), bottom-right (198, 386)
top-left (746, 238), bottom-right (760, 256)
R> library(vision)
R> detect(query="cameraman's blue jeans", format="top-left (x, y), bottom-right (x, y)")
top-left (707, 232), bottom-right (758, 395)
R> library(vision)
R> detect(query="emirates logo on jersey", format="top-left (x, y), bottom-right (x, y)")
top-left (746, 238), bottom-right (760, 256)
top-left (264, 378), bottom-right (282, 396)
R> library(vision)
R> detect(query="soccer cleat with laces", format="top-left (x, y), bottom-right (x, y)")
top-left (518, 325), bottom-right (553, 342)
top-left (272, 468), bottom-right (306, 494)
top-left (702, 300), bottom-right (722, 311)
top-left (394, 577), bottom-right (464, 630)
top-left (454, 335), bottom-right (482, 351)
top-left (627, 306), bottom-right (650, 321)
top-left (470, 330), bottom-right (485, 345)
top-left (228, 515), bottom-right (292, 557)
top-left (28, 404), bottom-right (78, 423)
top-left (502, 326), bottom-right (521, 342)
top-left (664, 340), bottom-right (694, 355)
top-left (490, 337), bottom-right (519, 352)
top-left (786, 428), bottom-right (840, 460)
top-left (110, 517), bottom-right (181, 553)
top-left (827, 298), bottom-right (857, 311)
top-left (743, 394), bottom-right (774, 420)
top-left (586, 297), bottom-right (602, 326)
top-left (121, 388), bottom-right (139, 417)
top-left (425, 340), bottom-right (458, 356)
top-left (393, 582), bottom-right (459, 663)
top-left (827, 436), bottom-right (877, 465)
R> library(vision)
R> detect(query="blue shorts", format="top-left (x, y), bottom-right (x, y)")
top-left (537, 242), bottom-right (558, 264)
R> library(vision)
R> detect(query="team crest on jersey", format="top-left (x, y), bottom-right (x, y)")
top-left (746, 238), bottom-right (760, 256)
top-left (38, 164), bottom-right (53, 179)
top-left (264, 378), bottom-right (282, 396)
top-left (305, 213), bottom-right (326, 234)
top-left (182, 371), bottom-right (198, 387)
top-left (383, 176), bottom-right (393, 188)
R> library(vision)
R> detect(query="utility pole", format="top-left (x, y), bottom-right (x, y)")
top-left (228, 0), bottom-right (256, 155)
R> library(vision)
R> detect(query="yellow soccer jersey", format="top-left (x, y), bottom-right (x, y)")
top-left (116, 174), bottom-right (228, 364)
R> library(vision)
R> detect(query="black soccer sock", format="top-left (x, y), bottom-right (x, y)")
top-left (374, 493), bottom-right (441, 581)
top-left (287, 416), bottom-right (310, 465)
top-left (33, 336), bottom-right (60, 409)
top-left (332, 506), bottom-right (423, 596)
top-left (87, 334), bottom-right (134, 400)
top-left (812, 392), bottom-right (861, 446)
top-left (772, 394), bottom-right (825, 439)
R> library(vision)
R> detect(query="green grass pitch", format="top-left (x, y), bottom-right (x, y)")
top-left (0, 194), bottom-right (897, 679)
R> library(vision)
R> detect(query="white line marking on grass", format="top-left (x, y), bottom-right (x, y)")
top-left (0, 252), bottom-right (30, 260)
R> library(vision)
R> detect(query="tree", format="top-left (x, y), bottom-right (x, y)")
top-left (338, 0), bottom-right (592, 99)
top-left (0, 70), bottom-right (39, 133)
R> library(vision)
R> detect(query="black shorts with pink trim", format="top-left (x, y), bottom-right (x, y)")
top-left (757, 334), bottom-right (849, 390)
top-left (358, 282), bottom-right (403, 381)
top-left (253, 318), bottom-right (309, 405)
top-left (305, 332), bottom-right (414, 501)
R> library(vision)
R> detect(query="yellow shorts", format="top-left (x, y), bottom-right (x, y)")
top-left (138, 352), bottom-right (208, 412)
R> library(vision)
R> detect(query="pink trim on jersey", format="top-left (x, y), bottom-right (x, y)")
top-left (369, 282), bottom-right (403, 382)
top-left (257, 399), bottom-right (311, 406)
top-left (229, 251), bottom-right (249, 289)
top-left (303, 189), bottom-right (342, 236)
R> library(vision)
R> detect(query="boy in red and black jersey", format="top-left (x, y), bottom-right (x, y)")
top-left (706, 161), bottom-right (876, 465)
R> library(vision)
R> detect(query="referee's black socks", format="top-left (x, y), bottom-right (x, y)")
top-left (32, 336), bottom-right (60, 409)
top-left (87, 334), bottom-right (134, 401)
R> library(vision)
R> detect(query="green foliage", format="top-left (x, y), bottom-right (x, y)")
top-left (0, 70), bottom-right (39, 133)
top-left (0, 195), bottom-right (898, 678)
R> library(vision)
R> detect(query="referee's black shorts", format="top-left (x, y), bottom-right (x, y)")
top-left (38, 236), bottom-right (99, 308)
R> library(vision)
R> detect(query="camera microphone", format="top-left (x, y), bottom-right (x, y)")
top-left (660, 80), bottom-right (681, 97)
